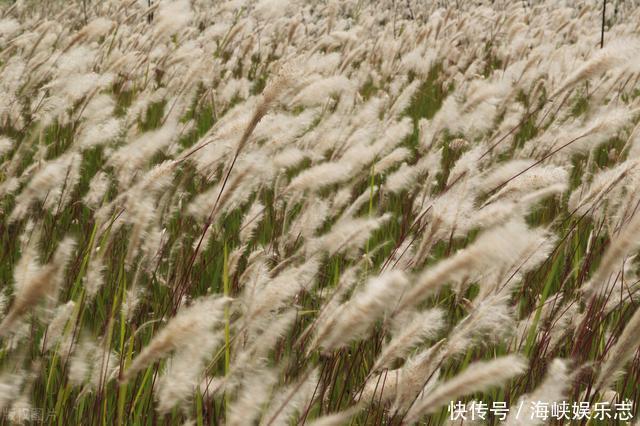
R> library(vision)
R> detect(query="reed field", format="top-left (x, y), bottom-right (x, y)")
top-left (2, 0), bottom-right (640, 424)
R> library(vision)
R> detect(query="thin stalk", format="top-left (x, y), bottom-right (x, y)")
top-left (601, 0), bottom-right (607, 48)
top-left (223, 241), bottom-right (230, 419)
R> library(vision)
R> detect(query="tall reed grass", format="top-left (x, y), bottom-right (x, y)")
top-left (0, 0), bottom-right (640, 424)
